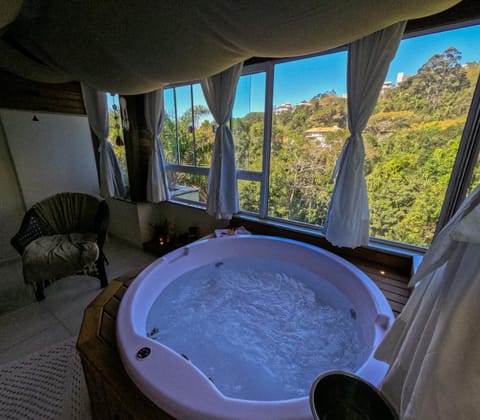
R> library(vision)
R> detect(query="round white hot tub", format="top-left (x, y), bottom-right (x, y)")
top-left (116, 235), bottom-right (393, 420)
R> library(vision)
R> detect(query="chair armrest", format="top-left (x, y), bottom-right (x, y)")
top-left (10, 208), bottom-right (56, 255)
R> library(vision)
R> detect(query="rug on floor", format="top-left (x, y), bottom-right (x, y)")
top-left (0, 338), bottom-right (91, 420)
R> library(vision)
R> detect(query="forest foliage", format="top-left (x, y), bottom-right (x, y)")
top-left (162, 48), bottom-right (480, 248)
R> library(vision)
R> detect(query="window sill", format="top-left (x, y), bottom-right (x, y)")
top-left (165, 199), bottom-right (423, 275)
top-left (234, 212), bottom-right (425, 258)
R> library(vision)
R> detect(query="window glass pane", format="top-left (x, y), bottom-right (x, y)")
top-left (192, 83), bottom-right (215, 167)
top-left (365, 25), bottom-right (480, 247)
top-left (163, 88), bottom-right (178, 164)
top-left (232, 72), bottom-right (266, 172)
top-left (107, 93), bottom-right (129, 198)
top-left (175, 85), bottom-right (195, 165)
top-left (268, 52), bottom-right (348, 225)
top-left (163, 83), bottom-right (214, 205)
top-left (238, 180), bottom-right (260, 213)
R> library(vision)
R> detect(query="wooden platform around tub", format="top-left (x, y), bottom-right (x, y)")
top-left (77, 259), bottom-right (410, 420)
top-left (354, 261), bottom-right (411, 318)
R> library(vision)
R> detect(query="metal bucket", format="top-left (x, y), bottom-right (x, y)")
top-left (310, 371), bottom-right (399, 420)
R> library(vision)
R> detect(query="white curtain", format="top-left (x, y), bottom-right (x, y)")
top-left (325, 22), bottom-right (406, 248)
top-left (375, 183), bottom-right (480, 420)
top-left (144, 89), bottom-right (169, 202)
top-left (81, 83), bottom-right (126, 198)
top-left (201, 63), bottom-right (243, 219)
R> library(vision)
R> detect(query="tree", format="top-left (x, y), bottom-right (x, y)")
top-left (412, 47), bottom-right (469, 111)
top-left (308, 95), bottom-right (347, 128)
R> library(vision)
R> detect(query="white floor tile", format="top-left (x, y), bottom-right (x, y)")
top-left (40, 276), bottom-right (103, 322)
top-left (0, 236), bottom-right (157, 363)
top-left (0, 259), bottom-right (35, 316)
top-left (0, 303), bottom-right (58, 352)
top-left (0, 322), bottom-right (71, 365)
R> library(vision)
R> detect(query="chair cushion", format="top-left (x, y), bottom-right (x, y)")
top-left (22, 233), bottom-right (99, 286)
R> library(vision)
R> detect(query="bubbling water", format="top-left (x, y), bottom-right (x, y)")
top-left (146, 257), bottom-right (367, 400)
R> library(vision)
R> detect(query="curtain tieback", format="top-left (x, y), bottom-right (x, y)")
top-left (330, 132), bottom-right (363, 182)
top-left (152, 134), bottom-right (160, 151)
top-left (98, 138), bottom-right (109, 153)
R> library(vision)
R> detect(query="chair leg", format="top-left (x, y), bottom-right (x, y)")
top-left (35, 285), bottom-right (45, 301)
top-left (97, 254), bottom-right (108, 288)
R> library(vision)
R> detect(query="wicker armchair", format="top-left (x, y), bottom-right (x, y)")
top-left (11, 192), bottom-right (109, 301)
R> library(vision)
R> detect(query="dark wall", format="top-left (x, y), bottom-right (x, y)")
top-left (0, 69), bottom-right (85, 114)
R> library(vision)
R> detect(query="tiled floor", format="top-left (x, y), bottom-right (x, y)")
top-left (0, 236), bottom-right (156, 365)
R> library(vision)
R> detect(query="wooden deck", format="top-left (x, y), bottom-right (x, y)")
top-left (354, 261), bottom-right (410, 317)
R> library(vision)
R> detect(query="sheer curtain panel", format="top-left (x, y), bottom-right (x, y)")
top-left (144, 89), bottom-right (169, 202)
top-left (325, 22), bottom-right (406, 248)
top-left (81, 83), bottom-right (126, 198)
top-left (201, 62), bottom-right (243, 219)
top-left (375, 182), bottom-right (480, 420)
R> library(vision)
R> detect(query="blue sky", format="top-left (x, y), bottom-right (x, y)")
top-left (161, 23), bottom-right (480, 119)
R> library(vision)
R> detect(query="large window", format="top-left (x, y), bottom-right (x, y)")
top-left (162, 23), bottom-right (480, 250)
